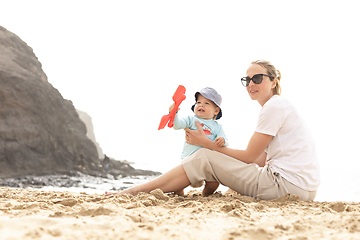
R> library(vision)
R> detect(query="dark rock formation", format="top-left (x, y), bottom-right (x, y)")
top-left (0, 25), bottom-right (99, 177)
top-left (0, 26), bottom-right (160, 179)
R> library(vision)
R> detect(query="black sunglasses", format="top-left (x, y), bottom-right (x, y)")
top-left (241, 74), bottom-right (273, 87)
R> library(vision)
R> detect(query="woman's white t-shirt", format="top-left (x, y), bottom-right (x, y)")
top-left (256, 95), bottom-right (320, 191)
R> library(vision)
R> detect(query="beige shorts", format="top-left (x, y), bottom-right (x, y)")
top-left (181, 148), bottom-right (317, 201)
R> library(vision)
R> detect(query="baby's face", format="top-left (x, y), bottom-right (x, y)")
top-left (194, 94), bottom-right (220, 120)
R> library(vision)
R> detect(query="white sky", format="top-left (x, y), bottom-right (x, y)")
top-left (2, 1), bottom-right (360, 200)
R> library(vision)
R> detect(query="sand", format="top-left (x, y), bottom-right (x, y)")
top-left (0, 187), bottom-right (360, 240)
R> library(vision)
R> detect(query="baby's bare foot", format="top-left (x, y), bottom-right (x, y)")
top-left (202, 188), bottom-right (214, 196)
top-left (202, 181), bottom-right (219, 196)
top-left (174, 189), bottom-right (185, 196)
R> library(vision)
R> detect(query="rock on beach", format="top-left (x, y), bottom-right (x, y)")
top-left (0, 25), bottom-right (159, 179)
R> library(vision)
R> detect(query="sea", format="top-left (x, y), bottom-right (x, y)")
top-left (4, 161), bottom-right (360, 203)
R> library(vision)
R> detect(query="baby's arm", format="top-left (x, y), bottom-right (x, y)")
top-left (169, 103), bottom-right (191, 130)
top-left (215, 137), bottom-right (226, 147)
top-left (215, 124), bottom-right (229, 147)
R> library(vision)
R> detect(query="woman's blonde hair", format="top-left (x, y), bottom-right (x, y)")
top-left (251, 60), bottom-right (282, 95)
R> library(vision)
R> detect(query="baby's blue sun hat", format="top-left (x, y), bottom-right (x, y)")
top-left (191, 87), bottom-right (223, 120)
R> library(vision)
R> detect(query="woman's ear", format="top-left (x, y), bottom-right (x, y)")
top-left (271, 78), bottom-right (278, 90)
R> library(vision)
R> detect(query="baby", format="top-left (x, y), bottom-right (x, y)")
top-left (169, 87), bottom-right (228, 196)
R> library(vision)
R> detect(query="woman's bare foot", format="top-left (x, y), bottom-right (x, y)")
top-left (105, 185), bottom-right (140, 196)
top-left (105, 191), bottom-right (117, 197)
top-left (202, 181), bottom-right (219, 196)
top-left (104, 165), bottom-right (191, 197)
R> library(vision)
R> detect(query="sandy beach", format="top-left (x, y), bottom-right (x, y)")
top-left (0, 187), bottom-right (359, 240)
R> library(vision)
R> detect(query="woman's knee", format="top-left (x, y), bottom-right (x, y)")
top-left (193, 148), bottom-right (224, 163)
top-left (182, 148), bottom-right (211, 165)
top-left (194, 148), bottom-right (211, 157)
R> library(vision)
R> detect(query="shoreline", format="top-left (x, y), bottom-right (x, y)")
top-left (1, 187), bottom-right (360, 239)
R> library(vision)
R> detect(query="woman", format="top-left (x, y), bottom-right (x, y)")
top-left (111, 60), bottom-right (320, 201)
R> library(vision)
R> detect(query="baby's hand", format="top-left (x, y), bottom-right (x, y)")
top-left (169, 103), bottom-right (179, 113)
top-left (215, 137), bottom-right (225, 147)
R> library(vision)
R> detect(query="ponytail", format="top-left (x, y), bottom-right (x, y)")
top-left (274, 69), bottom-right (281, 95)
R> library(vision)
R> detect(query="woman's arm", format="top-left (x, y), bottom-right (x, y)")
top-left (186, 121), bottom-right (272, 164)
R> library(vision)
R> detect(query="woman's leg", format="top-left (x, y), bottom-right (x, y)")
top-left (182, 148), bottom-right (262, 197)
top-left (117, 165), bottom-right (191, 195)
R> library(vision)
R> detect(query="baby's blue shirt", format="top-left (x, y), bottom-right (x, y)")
top-left (173, 114), bottom-right (228, 159)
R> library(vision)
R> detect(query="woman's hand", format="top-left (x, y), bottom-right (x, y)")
top-left (185, 121), bottom-right (211, 147)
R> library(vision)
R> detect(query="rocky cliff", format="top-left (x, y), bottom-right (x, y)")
top-left (0, 26), bottom-right (101, 177)
top-left (76, 109), bottom-right (104, 159)
top-left (0, 26), bottom-right (159, 179)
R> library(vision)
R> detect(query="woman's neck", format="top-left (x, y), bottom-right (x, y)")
top-left (258, 94), bottom-right (276, 107)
